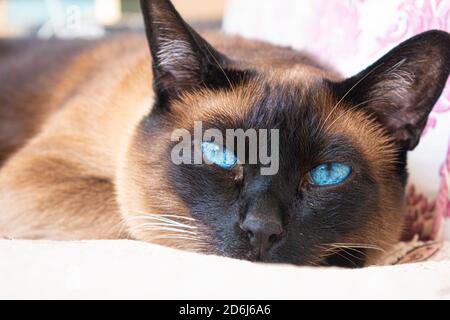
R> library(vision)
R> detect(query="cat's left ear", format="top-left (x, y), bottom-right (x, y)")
top-left (334, 30), bottom-right (450, 150)
top-left (140, 0), bottom-right (230, 107)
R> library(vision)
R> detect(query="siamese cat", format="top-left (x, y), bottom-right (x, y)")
top-left (0, 0), bottom-right (449, 267)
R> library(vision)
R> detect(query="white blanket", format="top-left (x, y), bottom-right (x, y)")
top-left (1, 240), bottom-right (449, 299)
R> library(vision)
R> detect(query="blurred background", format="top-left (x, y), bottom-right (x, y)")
top-left (0, 0), bottom-right (225, 38)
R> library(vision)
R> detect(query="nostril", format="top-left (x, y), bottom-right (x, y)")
top-left (240, 215), bottom-right (284, 255)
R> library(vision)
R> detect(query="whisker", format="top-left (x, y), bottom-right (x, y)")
top-left (319, 63), bottom-right (384, 134)
top-left (121, 211), bottom-right (211, 252)
top-left (306, 259), bottom-right (323, 267)
top-left (327, 249), bottom-right (360, 268)
top-left (126, 215), bottom-right (197, 229)
top-left (336, 247), bottom-right (367, 261)
top-left (328, 243), bottom-right (385, 252)
top-left (150, 234), bottom-right (209, 247)
top-left (320, 242), bottom-right (386, 265)
top-left (131, 210), bottom-right (196, 221)
top-left (133, 224), bottom-right (198, 235)
top-left (204, 44), bottom-right (234, 90)
top-left (323, 97), bottom-right (378, 133)
top-left (152, 234), bottom-right (201, 241)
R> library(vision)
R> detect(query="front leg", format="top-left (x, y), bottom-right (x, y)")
top-left (0, 151), bottom-right (128, 240)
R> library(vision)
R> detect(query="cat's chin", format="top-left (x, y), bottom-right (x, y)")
top-left (232, 254), bottom-right (367, 268)
top-left (215, 248), bottom-right (367, 268)
top-left (229, 246), bottom-right (369, 268)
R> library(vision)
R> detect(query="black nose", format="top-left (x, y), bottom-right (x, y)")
top-left (240, 213), bottom-right (283, 258)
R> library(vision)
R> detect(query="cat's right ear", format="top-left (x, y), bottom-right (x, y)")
top-left (140, 0), bottom-right (230, 108)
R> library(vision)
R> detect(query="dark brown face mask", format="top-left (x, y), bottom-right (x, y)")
top-left (122, 0), bottom-right (450, 267)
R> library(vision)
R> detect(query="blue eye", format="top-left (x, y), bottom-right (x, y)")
top-left (201, 142), bottom-right (237, 169)
top-left (309, 163), bottom-right (352, 186)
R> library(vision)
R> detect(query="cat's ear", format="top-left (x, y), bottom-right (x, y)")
top-left (140, 0), bottom-right (229, 106)
top-left (334, 30), bottom-right (450, 150)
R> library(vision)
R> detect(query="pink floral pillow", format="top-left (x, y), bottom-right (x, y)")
top-left (224, 0), bottom-right (450, 240)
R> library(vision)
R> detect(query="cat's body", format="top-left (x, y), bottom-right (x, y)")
top-left (0, 0), bottom-right (449, 267)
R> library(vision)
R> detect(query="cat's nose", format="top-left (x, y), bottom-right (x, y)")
top-left (240, 213), bottom-right (283, 258)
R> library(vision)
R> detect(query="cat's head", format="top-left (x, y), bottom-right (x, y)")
top-left (118, 0), bottom-right (450, 267)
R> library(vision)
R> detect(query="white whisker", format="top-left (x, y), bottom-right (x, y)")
top-left (126, 215), bottom-right (198, 229)
top-left (327, 243), bottom-right (385, 252)
top-left (323, 97), bottom-right (379, 133)
top-left (131, 210), bottom-right (196, 221)
top-left (319, 63), bottom-right (384, 134)
top-left (152, 234), bottom-right (206, 243)
top-left (134, 224), bottom-right (198, 235)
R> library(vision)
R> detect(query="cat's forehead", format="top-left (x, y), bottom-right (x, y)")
top-left (171, 74), bottom-right (336, 130)
top-left (168, 74), bottom-right (395, 174)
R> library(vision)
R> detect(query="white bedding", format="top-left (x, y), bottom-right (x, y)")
top-left (1, 239), bottom-right (449, 299)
